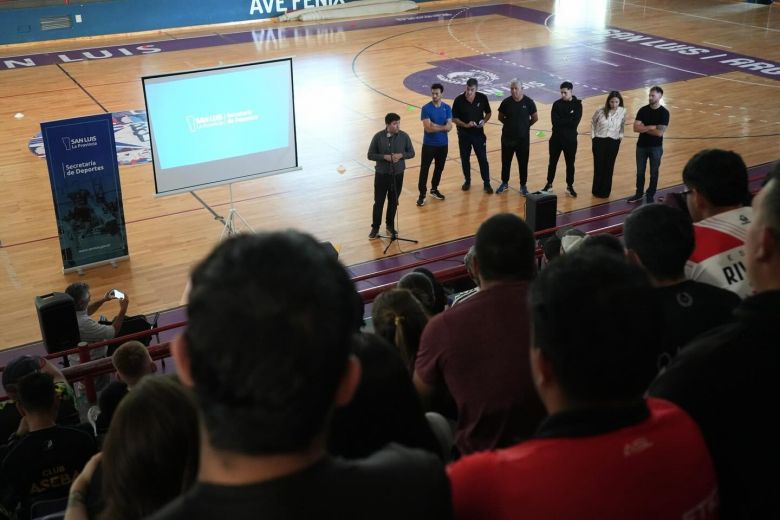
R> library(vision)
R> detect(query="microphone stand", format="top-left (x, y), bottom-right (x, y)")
top-left (377, 132), bottom-right (418, 254)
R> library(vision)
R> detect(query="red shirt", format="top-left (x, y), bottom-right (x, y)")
top-left (448, 398), bottom-right (718, 520)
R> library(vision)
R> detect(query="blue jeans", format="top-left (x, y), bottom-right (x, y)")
top-left (635, 146), bottom-right (663, 197)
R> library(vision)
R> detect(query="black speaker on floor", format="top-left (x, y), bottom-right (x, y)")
top-left (525, 192), bottom-right (557, 234)
top-left (35, 292), bottom-right (80, 355)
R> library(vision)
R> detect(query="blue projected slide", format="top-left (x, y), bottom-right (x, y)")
top-left (143, 59), bottom-right (299, 196)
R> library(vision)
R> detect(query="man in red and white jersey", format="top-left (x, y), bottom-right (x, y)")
top-left (683, 149), bottom-right (753, 298)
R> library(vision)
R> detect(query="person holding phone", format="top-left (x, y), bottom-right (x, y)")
top-left (65, 282), bottom-right (129, 345)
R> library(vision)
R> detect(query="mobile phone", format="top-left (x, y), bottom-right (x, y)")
top-left (112, 289), bottom-right (125, 300)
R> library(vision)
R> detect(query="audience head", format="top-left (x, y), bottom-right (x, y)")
top-left (16, 371), bottom-right (57, 418)
top-left (177, 230), bottom-right (360, 455)
top-left (745, 162), bottom-right (780, 291)
top-left (579, 233), bottom-right (625, 258)
top-left (65, 282), bottom-right (90, 311)
top-left (397, 272), bottom-right (435, 315)
top-left (624, 204), bottom-right (694, 283)
top-left (412, 267), bottom-right (447, 314)
top-left (529, 251), bottom-right (660, 409)
top-left (371, 289), bottom-right (428, 371)
top-left (542, 235), bottom-right (562, 263)
top-left (682, 149), bottom-right (750, 221)
top-left (463, 246), bottom-right (478, 285)
top-left (112, 340), bottom-right (155, 387)
top-left (2, 355), bottom-right (44, 398)
top-left (328, 333), bottom-right (436, 459)
top-left (474, 213), bottom-right (536, 282)
top-left (100, 376), bottom-right (199, 520)
top-left (557, 227), bottom-right (587, 254)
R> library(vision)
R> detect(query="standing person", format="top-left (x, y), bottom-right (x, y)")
top-left (542, 81), bottom-right (582, 197)
top-left (590, 91), bottom-right (626, 198)
top-left (367, 113), bottom-right (415, 240)
top-left (628, 86), bottom-right (670, 204)
top-left (496, 80), bottom-right (538, 196)
top-left (417, 83), bottom-right (452, 207)
top-left (452, 78), bottom-right (493, 194)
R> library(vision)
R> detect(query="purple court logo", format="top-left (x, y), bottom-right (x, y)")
top-left (30, 110), bottom-right (151, 166)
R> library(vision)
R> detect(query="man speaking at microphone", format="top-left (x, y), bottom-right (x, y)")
top-left (367, 112), bottom-right (415, 240)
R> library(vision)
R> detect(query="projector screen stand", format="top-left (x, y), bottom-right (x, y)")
top-left (191, 184), bottom-right (254, 239)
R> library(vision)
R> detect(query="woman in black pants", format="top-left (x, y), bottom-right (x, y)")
top-left (590, 91), bottom-right (626, 198)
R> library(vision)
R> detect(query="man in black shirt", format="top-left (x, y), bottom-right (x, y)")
top-left (452, 78), bottom-right (493, 193)
top-left (366, 113), bottom-right (416, 240)
top-left (649, 164), bottom-right (780, 518)
top-left (0, 372), bottom-right (95, 520)
top-left (542, 81), bottom-right (582, 197)
top-left (151, 231), bottom-right (451, 520)
top-left (628, 86), bottom-right (670, 204)
top-left (623, 203), bottom-right (740, 367)
top-left (496, 80), bottom-right (538, 196)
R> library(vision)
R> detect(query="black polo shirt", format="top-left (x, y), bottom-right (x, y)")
top-left (452, 92), bottom-right (491, 136)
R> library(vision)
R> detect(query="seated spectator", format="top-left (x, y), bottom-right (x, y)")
top-left (371, 289), bottom-right (428, 372)
top-left (0, 355), bottom-right (79, 443)
top-left (328, 333), bottom-right (440, 459)
top-left (449, 251), bottom-right (718, 519)
top-left (65, 376), bottom-right (199, 520)
top-left (624, 204), bottom-right (740, 364)
top-left (556, 227), bottom-right (587, 255)
top-left (650, 164), bottom-right (780, 518)
top-left (64, 283), bottom-right (152, 349)
top-left (450, 246), bottom-right (479, 307)
top-left (150, 231), bottom-right (451, 519)
top-left (397, 272), bottom-right (436, 315)
top-left (578, 232), bottom-right (624, 257)
top-left (683, 149), bottom-right (754, 297)
top-left (412, 268), bottom-right (448, 314)
top-left (0, 372), bottom-right (96, 519)
top-left (414, 213), bottom-right (546, 455)
top-left (95, 340), bottom-right (157, 436)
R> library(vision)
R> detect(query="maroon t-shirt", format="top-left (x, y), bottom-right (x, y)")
top-left (414, 281), bottom-right (546, 454)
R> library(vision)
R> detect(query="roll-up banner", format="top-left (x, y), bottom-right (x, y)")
top-left (41, 113), bottom-right (129, 272)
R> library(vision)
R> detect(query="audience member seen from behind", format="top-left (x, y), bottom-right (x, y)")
top-left (328, 333), bottom-right (441, 460)
top-left (414, 213), bottom-right (546, 455)
top-left (150, 231), bottom-right (451, 520)
top-left (413, 268), bottom-right (448, 314)
top-left (450, 246), bottom-right (479, 307)
top-left (95, 340), bottom-right (157, 436)
top-left (449, 251), bottom-right (718, 520)
top-left (397, 271), bottom-right (436, 316)
top-left (682, 149), bottom-right (753, 297)
top-left (0, 355), bottom-right (79, 443)
top-left (371, 289), bottom-right (429, 373)
top-left (649, 163), bottom-right (780, 518)
top-left (624, 204), bottom-right (740, 365)
top-left (0, 372), bottom-right (96, 520)
top-left (65, 375), bottom-right (198, 520)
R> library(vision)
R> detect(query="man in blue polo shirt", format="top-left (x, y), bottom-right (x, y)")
top-left (417, 83), bottom-right (453, 207)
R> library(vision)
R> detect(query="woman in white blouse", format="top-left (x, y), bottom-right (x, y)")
top-left (590, 91), bottom-right (626, 197)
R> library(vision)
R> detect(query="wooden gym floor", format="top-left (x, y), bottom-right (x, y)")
top-left (0, 0), bottom-right (778, 349)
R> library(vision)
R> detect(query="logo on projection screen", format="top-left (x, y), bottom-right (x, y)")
top-left (30, 110), bottom-right (151, 166)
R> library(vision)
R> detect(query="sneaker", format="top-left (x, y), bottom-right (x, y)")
top-left (462, 181), bottom-right (471, 191)
top-left (495, 182), bottom-right (509, 194)
top-left (368, 228), bottom-right (379, 240)
top-left (484, 183), bottom-right (494, 194)
top-left (645, 194), bottom-right (655, 203)
top-left (430, 189), bottom-right (445, 200)
top-left (416, 196), bottom-right (425, 207)
top-left (520, 185), bottom-right (529, 196)
top-left (565, 185), bottom-right (578, 198)
top-left (542, 183), bottom-right (553, 192)
top-left (385, 226), bottom-right (398, 239)
top-left (627, 193), bottom-right (644, 204)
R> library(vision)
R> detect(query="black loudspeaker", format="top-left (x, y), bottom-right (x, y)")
top-left (525, 192), bottom-right (558, 234)
top-left (35, 292), bottom-right (81, 354)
